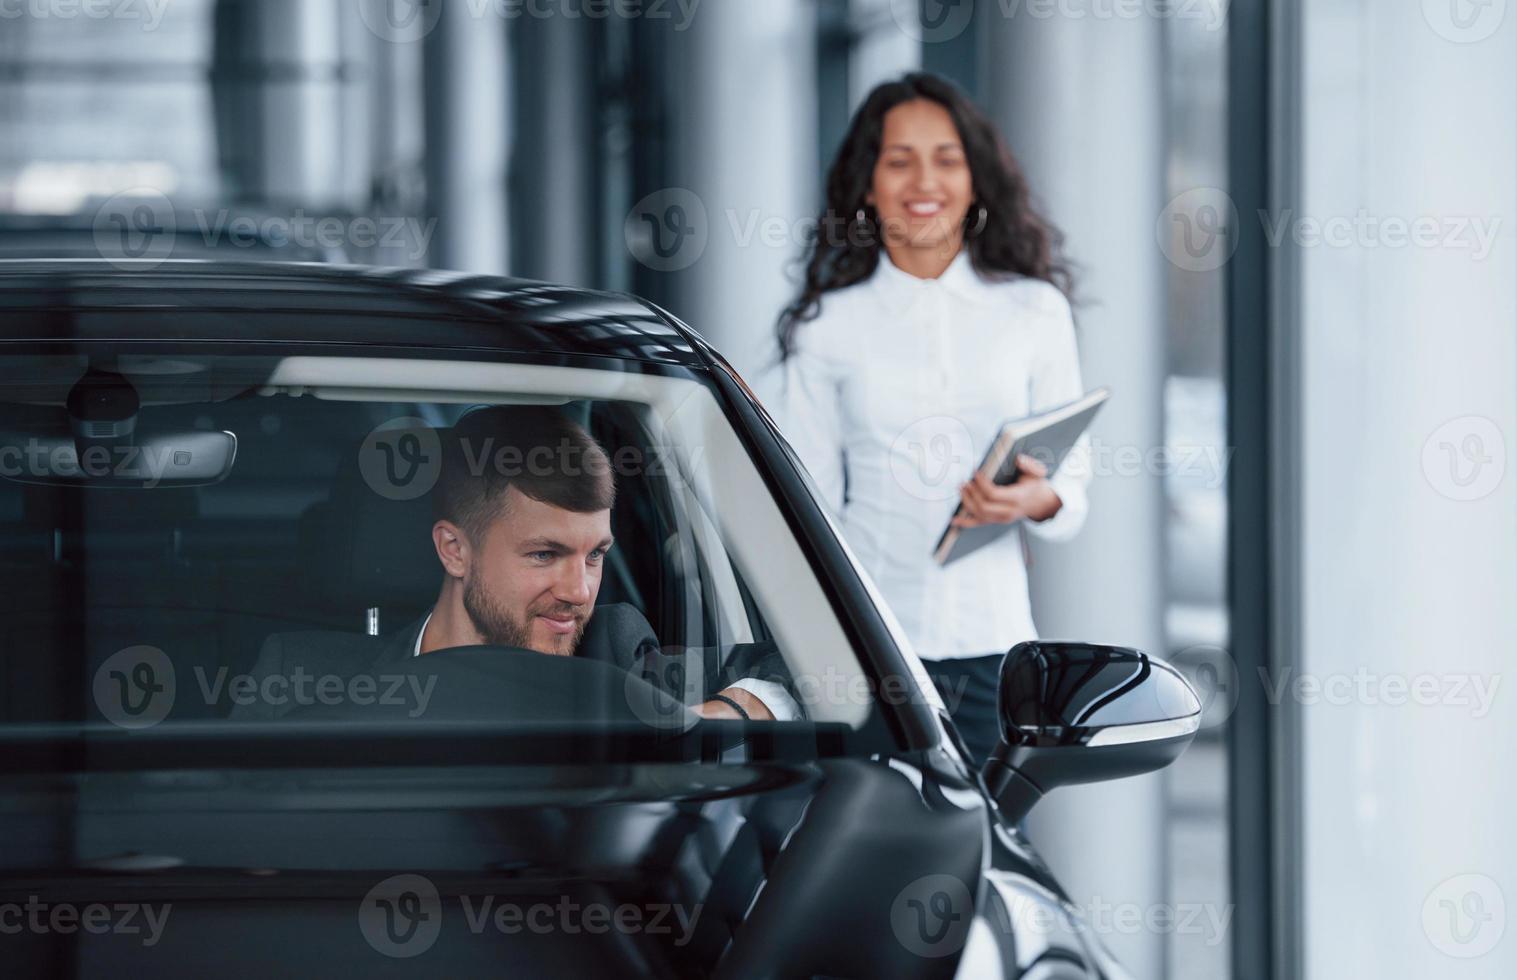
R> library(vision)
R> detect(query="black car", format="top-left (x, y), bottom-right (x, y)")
top-left (0, 260), bottom-right (1200, 979)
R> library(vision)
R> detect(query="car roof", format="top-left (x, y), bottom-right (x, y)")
top-left (0, 259), bottom-right (708, 367)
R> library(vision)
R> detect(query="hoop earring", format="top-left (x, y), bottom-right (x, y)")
top-left (968, 205), bottom-right (988, 237)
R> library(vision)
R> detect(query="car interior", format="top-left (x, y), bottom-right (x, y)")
top-left (0, 351), bottom-right (944, 980)
top-left (0, 358), bottom-right (788, 728)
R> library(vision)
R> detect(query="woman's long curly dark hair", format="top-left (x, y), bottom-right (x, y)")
top-left (777, 72), bottom-right (1075, 360)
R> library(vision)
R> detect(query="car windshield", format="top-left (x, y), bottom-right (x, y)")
top-left (0, 351), bottom-right (872, 742)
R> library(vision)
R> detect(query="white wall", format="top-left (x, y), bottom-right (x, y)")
top-left (1296, 1), bottom-right (1516, 976)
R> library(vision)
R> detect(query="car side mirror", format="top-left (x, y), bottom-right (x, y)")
top-left (981, 641), bottom-right (1201, 824)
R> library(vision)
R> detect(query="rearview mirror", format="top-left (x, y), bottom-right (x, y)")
top-left (0, 429), bottom-right (238, 488)
top-left (981, 641), bottom-right (1201, 824)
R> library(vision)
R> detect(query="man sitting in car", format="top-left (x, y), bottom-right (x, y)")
top-left (231, 406), bottom-right (798, 723)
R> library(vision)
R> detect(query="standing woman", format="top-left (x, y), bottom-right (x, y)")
top-left (772, 73), bottom-right (1090, 768)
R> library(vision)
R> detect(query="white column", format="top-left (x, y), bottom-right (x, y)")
top-left (981, 9), bottom-right (1169, 978)
top-left (421, 1), bottom-right (510, 274)
top-left (212, 0), bottom-right (358, 208)
top-left (510, 14), bottom-right (596, 286)
top-left (356, 5), bottom-right (429, 267)
top-left (850, 0), bottom-right (922, 106)
top-left (665, 1), bottom-right (817, 378)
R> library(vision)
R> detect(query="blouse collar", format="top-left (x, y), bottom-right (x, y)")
top-left (870, 247), bottom-right (994, 306)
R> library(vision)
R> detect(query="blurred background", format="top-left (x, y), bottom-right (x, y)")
top-left (0, 1), bottom-right (1510, 977)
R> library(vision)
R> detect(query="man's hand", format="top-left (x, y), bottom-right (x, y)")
top-left (951, 454), bottom-right (1063, 529)
top-left (694, 687), bottom-right (775, 721)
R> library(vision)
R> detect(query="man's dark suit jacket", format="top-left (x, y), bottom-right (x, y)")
top-left (227, 602), bottom-right (796, 723)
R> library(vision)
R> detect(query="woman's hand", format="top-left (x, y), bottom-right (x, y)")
top-left (951, 454), bottom-right (1063, 529)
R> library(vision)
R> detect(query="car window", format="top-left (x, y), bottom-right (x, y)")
top-left (0, 353), bottom-right (870, 735)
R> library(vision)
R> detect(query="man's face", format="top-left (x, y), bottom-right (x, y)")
top-left (461, 485), bottom-right (614, 656)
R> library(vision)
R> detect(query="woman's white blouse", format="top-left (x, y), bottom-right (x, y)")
top-left (764, 249), bottom-right (1091, 660)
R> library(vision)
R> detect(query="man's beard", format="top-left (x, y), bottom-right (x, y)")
top-left (463, 574), bottom-right (586, 655)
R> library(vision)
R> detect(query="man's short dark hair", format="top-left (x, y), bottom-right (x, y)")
top-left (433, 405), bottom-right (615, 542)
